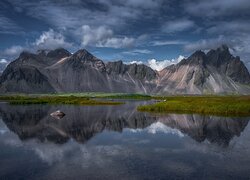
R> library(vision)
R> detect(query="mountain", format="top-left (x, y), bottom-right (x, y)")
top-left (0, 45), bottom-right (250, 94)
top-left (155, 45), bottom-right (250, 94)
top-left (0, 59), bottom-right (9, 75)
top-left (0, 64), bottom-right (7, 73)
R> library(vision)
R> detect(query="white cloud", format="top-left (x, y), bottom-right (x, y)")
top-left (6, 0), bottom-right (165, 32)
top-left (124, 60), bottom-right (143, 65)
top-left (0, 59), bottom-right (9, 72)
top-left (34, 29), bottom-right (72, 49)
top-left (126, 121), bottom-right (184, 137)
top-left (125, 0), bottom-right (161, 9)
top-left (162, 19), bottom-right (195, 33)
top-left (3, 45), bottom-right (24, 57)
top-left (185, 0), bottom-right (250, 17)
top-left (183, 35), bottom-right (250, 70)
top-left (81, 25), bottom-right (135, 48)
top-left (81, 25), bottom-right (112, 46)
top-left (124, 55), bottom-right (186, 71)
top-left (151, 40), bottom-right (188, 46)
top-left (1, 29), bottom-right (73, 61)
top-left (147, 55), bottom-right (185, 71)
top-left (146, 122), bottom-right (184, 137)
top-left (99, 37), bottom-right (135, 48)
top-left (124, 55), bottom-right (185, 69)
top-left (0, 15), bottom-right (22, 34)
top-left (122, 49), bottom-right (152, 55)
top-left (184, 36), bottom-right (229, 52)
top-left (0, 59), bottom-right (8, 64)
top-left (207, 21), bottom-right (250, 35)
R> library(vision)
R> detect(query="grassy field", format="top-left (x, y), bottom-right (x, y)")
top-left (137, 96), bottom-right (250, 117)
top-left (0, 95), bottom-right (123, 105)
top-left (1, 93), bottom-right (250, 117)
top-left (0, 92), bottom-right (151, 105)
top-left (0, 92), bottom-right (152, 99)
top-left (55, 92), bottom-right (151, 99)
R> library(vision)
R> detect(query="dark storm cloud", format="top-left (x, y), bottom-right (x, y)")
top-left (206, 20), bottom-right (250, 35)
top-left (184, 36), bottom-right (229, 52)
top-left (161, 19), bottom-right (195, 33)
top-left (151, 40), bottom-right (188, 46)
top-left (185, 0), bottom-right (250, 17)
top-left (179, 0), bottom-right (250, 69)
top-left (0, 0), bottom-right (250, 69)
top-left (0, 15), bottom-right (22, 34)
top-left (5, 0), bottom-right (165, 30)
top-left (2, 0), bottom-right (168, 50)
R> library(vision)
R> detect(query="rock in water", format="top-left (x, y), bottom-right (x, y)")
top-left (50, 110), bottom-right (65, 119)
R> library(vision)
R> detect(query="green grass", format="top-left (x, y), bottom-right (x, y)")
top-left (137, 96), bottom-right (250, 117)
top-left (0, 92), bottom-right (152, 100)
top-left (0, 92), bottom-right (151, 105)
top-left (0, 95), bottom-right (123, 105)
top-left (103, 94), bottom-right (151, 100)
top-left (2, 93), bottom-right (250, 117)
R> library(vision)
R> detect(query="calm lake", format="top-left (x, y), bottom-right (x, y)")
top-left (0, 100), bottom-right (250, 180)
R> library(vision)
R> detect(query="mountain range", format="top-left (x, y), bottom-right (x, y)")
top-left (0, 45), bottom-right (250, 94)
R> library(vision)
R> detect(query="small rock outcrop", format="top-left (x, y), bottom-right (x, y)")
top-left (50, 110), bottom-right (65, 119)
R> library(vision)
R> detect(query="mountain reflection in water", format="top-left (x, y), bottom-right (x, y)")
top-left (0, 101), bottom-right (248, 147)
top-left (1, 101), bottom-right (250, 180)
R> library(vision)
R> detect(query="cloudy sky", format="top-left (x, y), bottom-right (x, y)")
top-left (1, 0), bottom-right (250, 70)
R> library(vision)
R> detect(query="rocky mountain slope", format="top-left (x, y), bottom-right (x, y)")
top-left (156, 45), bottom-right (250, 94)
top-left (0, 45), bottom-right (250, 94)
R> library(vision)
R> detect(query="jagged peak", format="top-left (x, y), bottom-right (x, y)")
top-left (206, 44), bottom-right (233, 66)
top-left (181, 45), bottom-right (233, 67)
top-left (46, 48), bottom-right (71, 59)
top-left (73, 49), bottom-right (92, 56)
top-left (107, 60), bottom-right (151, 69)
top-left (22, 48), bottom-right (71, 59)
top-left (36, 49), bottom-right (50, 56)
top-left (19, 51), bottom-right (36, 59)
top-left (217, 44), bottom-right (229, 52)
top-left (177, 50), bottom-right (206, 66)
top-left (111, 60), bottom-right (123, 64)
top-left (207, 44), bottom-right (231, 56)
top-left (190, 50), bottom-right (206, 58)
top-left (71, 48), bottom-right (99, 61)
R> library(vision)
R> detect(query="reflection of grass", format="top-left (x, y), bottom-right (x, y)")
top-left (0, 95), bottom-right (123, 105)
top-left (137, 96), bottom-right (250, 117)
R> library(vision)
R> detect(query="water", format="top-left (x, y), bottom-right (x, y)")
top-left (0, 101), bottom-right (250, 180)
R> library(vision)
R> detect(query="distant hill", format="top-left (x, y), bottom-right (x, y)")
top-left (1, 45), bottom-right (250, 94)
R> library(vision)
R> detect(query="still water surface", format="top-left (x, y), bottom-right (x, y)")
top-left (0, 101), bottom-right (250, 180)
